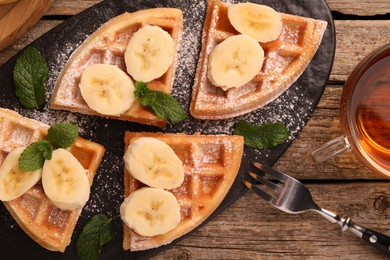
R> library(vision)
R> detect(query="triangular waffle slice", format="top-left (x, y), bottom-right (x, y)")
top-left (50, 8), bottom-right (183, 128)
top-left (0, 108), bottom-right (105, 252)
top-left (123, 131), bottom-right (244, 251)
top-left (190, 0), bottom-right (328, 119)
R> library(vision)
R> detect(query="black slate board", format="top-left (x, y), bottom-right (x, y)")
top-left (0, 0), bottom-right (335, 259)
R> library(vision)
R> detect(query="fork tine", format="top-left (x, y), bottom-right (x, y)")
top-left (248, 171), bottom-right (282, 192)
top-left (242, 177), bottom-right (275, 202)
top-left (252, 162), bottom-right (289, 183)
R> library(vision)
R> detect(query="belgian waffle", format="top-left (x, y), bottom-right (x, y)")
top-left (50, 8), bottom-right (183, 128)
top-left (123, 131), bottom-right (244, 251)
top-left (0, 108), bottom-right (105, 252)
top-left (190, 0), bottom-right (328, 119)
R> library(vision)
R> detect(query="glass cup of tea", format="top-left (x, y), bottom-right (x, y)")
top-left (312, 43), bottom-right (390, 177)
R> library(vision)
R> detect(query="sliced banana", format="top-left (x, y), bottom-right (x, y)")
top-left (0, 147), bottom-right (42, 201)
top-left (79, 63), bottom-right (136, 116)
top-left (42, 149), bottom-right (90, 210)
top-left (124, 137), bottom-right (184, 190)
top-left (120, 187), bottom-right (181, 237)
top-left (228, 3), bottom-right (283, 43)
top-left (125, 25), bottom-right (175, 82)
top-left (207, 34), bottom-right (264, 90)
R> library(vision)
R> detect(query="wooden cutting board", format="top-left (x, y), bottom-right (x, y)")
top-left (0, 0), bottom-right (53, 51)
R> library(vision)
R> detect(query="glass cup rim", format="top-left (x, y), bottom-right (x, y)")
top-left (345, 43), bottom-right (390, 92)
top-left (343, 43), bottom-right (390, 177)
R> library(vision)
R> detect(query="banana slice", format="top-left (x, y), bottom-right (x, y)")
top-left (120, 187), bottom-right (181, 237)
top-left (42, 149), bottom-right (90, 210)
top-left (0, 147), bottom-right (42, 201)
top-left (207, 34), bottom-right (264, 90)
top-left (228, 3), bottom-right (283, 43)
top-left (79, 63), bottom-right (136, 116)
top-left (125, 25), bottom-right (175, 82)
top-left (124, 137), bottom-right (184, 190)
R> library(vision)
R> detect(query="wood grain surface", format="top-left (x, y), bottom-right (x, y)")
top-left (0, 0), bottom-right (53, 51)
top-left (1, 0), bottom-right (390, 259)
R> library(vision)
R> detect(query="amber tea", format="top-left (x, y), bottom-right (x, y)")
top-left (312, 44), bottom-right (390, 178)
top-left (353, 55), bottom-right (390, 170)
top-left (341, 46), bottom-right (390, 175)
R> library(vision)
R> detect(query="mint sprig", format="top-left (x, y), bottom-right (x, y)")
top-left (135, 81), bottom-right (186, 122)
top-left (48, 122), bottom-right (78, 148)
top-left (13, 46), bottom-right (49, 109)
top-left (233, 120), bottom-right (289, 149)
top-left (77, 214), bottom-right (113, 260)
top-left (18, 122), bottom-right (78, 171)
top-left (19, 140), bottom-right (52, 171)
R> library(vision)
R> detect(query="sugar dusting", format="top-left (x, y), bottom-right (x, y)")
top-left (0, 0), bottom-right (326, 250)
top-left (167, 0), bottom-right (314, 143)
top-left (169, 0), bottom-right (206, 116)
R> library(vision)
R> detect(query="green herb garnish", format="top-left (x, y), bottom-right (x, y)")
top-left (135, 81), bottom-right (186, 122)
top-left (76, 214), bottom-right (113, 260)
top-left (18, 140), bottom-right (52, 171)
top-left (18, 122), bottom-right (78, 171)
top-left (13, 46), bottom-right (49, 109)
top-left (47, 122), bottom-right (78, 149)
top-left (233, 120), bottom-right (289, 149)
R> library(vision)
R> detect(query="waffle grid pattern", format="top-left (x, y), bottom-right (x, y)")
top-left (50, 9), bottom-right (183, 128)
top-left (123, 132), bottom-right (244, 251)
top-left (190, 0), bottom-right (327, 119)
top-left (0, 108), bottom-right (105, 252)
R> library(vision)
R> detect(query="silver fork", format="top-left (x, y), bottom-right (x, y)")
top-left (243, 162), bottom-right (390, 256)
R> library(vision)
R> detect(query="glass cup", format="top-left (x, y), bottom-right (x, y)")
top-left (312, 43), bottom-right (390, 177)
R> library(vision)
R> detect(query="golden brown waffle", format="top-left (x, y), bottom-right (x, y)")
top-left (123, 131), bottom-right (244, 251)
top-left (0, 108), bottom-right (105, 252)
top-left (50, 8), bottom-right (183, 128)
top-left (190, 0), bottom-right (328, 119)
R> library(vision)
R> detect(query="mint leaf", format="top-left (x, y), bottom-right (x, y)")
top-left (77, 214), bottom-right (113, 260)
top-left (144, 91), bottom-right (186, 122)
top-left (19, 140), bottom-right (53, 171)
top-left (134, 81), bottom-right (151, 98)
top-left (233, 120), bottom-right (289, 149)
top-left (17, 122), bottom-right (77, 171)
top-left (135, 81), bottom-right (186, 122)
top-left (47, 122), bottom-right (78, 148)
top-left (13, 46), bottom-right (49, 109)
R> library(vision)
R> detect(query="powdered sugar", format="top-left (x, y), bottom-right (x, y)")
top-left (167, 0), bottom-right (314, 141)
top-left (170, 1), bottom-right (205, 109)
top-left (0, 0), bottom-right (331, 253)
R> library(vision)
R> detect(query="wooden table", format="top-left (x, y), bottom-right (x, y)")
top-left (1, 0), bottom-right (390, 259)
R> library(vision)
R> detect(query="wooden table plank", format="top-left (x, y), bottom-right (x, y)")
top-left (153, 182), bottom-right (390, 259)
top-left (326, 0), bottom-right (390, 16)
top-left (0, 0), bottom-right (53, 52)
top-left (275, 85), bottom-right (380, 180)
top-left (0, 20), bottom-right (62, 65)
top-left (45, 0), bottom-right (390, 17)
top-left (1, 1), bottom-right (390, 259)
top-left (331, 20), bottom-right (390, 82)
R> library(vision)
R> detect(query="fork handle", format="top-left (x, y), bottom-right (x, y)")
top-left (362, 228), bottom-right (390, 255)
top-left (342, 217), bottom-right (390, 255)
top-left (318, 208), bottom-right (390, 255)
